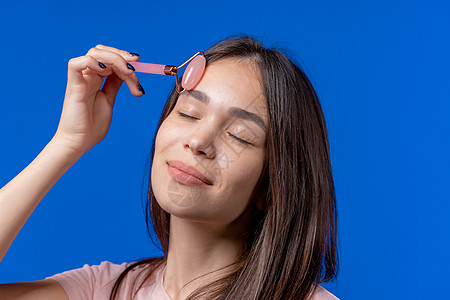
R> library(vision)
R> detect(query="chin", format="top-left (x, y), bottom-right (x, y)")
top-left (151, 179), bottom-right (204, 217)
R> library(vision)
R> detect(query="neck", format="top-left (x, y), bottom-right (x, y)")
top-left (163, 207), bottom-right (253, 300)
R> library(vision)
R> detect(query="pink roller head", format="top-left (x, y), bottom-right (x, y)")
top-left (182, 55), bottom-right (206, 90)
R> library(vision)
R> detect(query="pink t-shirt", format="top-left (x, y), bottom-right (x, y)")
top-left (47, 261), bottom-right (339, 299)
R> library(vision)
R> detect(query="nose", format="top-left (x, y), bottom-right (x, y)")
top-left (185, 127), bottom-right (217, 159)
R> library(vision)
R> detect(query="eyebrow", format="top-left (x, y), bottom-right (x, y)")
top-left (185, 90), bottom-right (267, 132)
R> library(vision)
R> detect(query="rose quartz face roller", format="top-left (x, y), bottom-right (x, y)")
top-left (128, 52), bottom-right (206, 94)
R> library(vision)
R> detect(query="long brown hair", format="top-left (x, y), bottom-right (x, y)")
top-left (110, 36), bottom-right (337, 300)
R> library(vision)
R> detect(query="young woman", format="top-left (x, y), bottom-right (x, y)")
top-left (0, 37), bottom-right (338, 299)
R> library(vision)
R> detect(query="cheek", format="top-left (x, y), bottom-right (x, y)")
top-left (230, 160), bottom-right (262, 194)
top-left (151, 122), bottom-right (175, 207)
top-left (217, 149), bottom-right (265, 205)
top-left (229, 144), bottom-right (264, 181)
top-left (208, 160), bottom-right (263, 223)
top-left (154, 120), bottom-right (183, 152)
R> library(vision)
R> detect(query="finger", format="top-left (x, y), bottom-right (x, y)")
top-left (67, 55), bottom-right (110, 86)
top-left (109, 62), bottom-right (143, 96)
top-left (109, 64), bottom-right (144, 97)
top-left (102, 70), bottom-right (144, 104)
top-left (87, 48), bottom-right (142, 96)
top-left (94, 44), bottom-right (140, 62)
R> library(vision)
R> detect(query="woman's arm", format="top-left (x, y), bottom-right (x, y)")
top-left (0, 138), bottom-right (82, 263)
top-left (0, 45), bottom-right (143, 298)
top-left (0, 141), bottom-right (81, 299)
top-left (0, 279), bottom-right (69, 300)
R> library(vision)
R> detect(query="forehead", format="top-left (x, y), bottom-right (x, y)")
top-left (184, 58), bottom-right (267, 120)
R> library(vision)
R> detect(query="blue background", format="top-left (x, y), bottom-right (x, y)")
top-left (0, 1), bottom-right (449, 299)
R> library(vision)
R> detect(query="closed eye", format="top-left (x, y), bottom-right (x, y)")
top-left (178, 112), bottom-right (198, 120)
top-left (228, 133), bottom-right (252, 145)
top-left (178, 112), bottom-right (252, 145)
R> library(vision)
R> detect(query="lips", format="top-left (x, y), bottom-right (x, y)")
top-left (167, 160), bottom-right (214, 186)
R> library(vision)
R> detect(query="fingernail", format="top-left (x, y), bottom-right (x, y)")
top-left (127, 63), bottom-right (136, 71)
top-left (137, 84), bottom-right (145, 95)
top-left (129, 52), bottom-right (140, 57)
top-left (98, 61), bottom-right (106, 69)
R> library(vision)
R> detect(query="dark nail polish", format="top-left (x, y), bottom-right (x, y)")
top-left (127, 62), bottom-right (136, 71)
top-left (129, 52), bottom-right (140, 57)
top-left (98, 61), bottom-right (106, 69)
top-left (137, 84), bottom-right (145, 95)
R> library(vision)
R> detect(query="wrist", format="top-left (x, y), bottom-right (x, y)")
top-left (47, 135), bottom-right (87, 163)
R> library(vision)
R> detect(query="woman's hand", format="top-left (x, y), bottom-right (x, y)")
top-left (53, 44), bottom-right (143, 156)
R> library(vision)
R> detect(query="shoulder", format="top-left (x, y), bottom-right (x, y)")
top-left (309, 285), bottom-right (340, 300)
top-left (46, 261), bottom-right (151, 299)
top-left (48, 261), bottom-right (131, 284)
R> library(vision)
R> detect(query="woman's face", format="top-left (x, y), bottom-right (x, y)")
top-left (151, 58), bottom-right (267, 225)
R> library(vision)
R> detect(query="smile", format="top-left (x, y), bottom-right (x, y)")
top-left (167, 160), bottom-right (214, 187)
